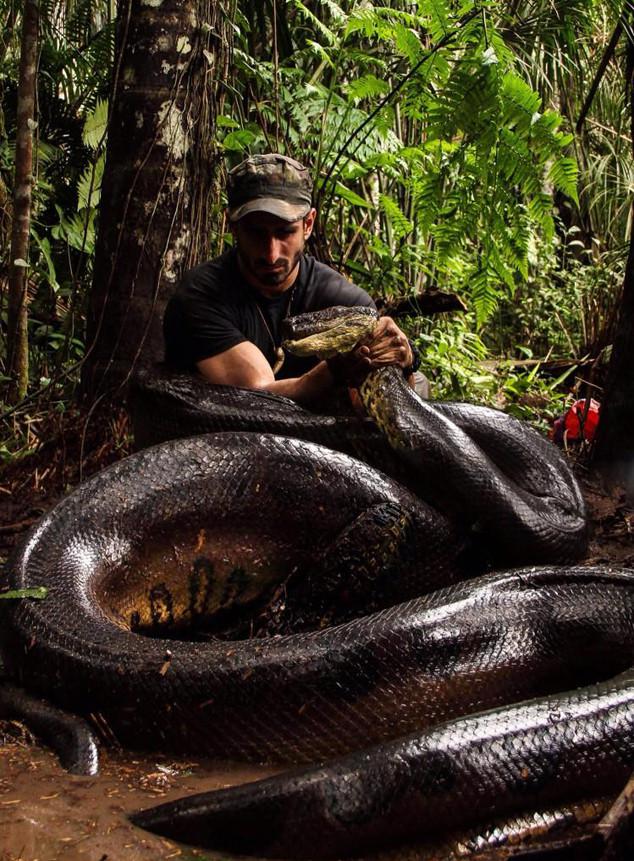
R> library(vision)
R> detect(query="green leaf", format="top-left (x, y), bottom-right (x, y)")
top-left (222, 129), bottom-right (258, 152)
top-left (77, 155), bottom-right (104, 210)
top-left (548, 157), bottom-right (579, 204)
top-left (0, 587), bottom-right (48, 600)
top-left (334, 181), bottom-right (373, 208)
top-left (502, 73), bottom-right (542, 134)
top-left (52, 205), bottom-right (96, 254)
top-left (290, 0), bottom-right (338, 45)
top-left (83, 98), bottom-right (109, 150)
top-left (469, 263), bottom-right (502, 327)
top-left (305, 40), bottom-right (335, 68)
top-left (318, 0), bottom-right (346, 23)
top-left (423, 0), bottom-right (449, 39)
top-left (379, 194), bottom-right (413, 239)
top-left (217, 115), bottom-right (239, 128)
top-left (31, 229), bottom-right (60, 292)
top-left (345, 74), bottom-right (390, 102)
top-left (528, 193), bottom-right (555, 240)
top-left (345, 7), bottom-right (379, 38)
top-left (394, 24), bottom-right (423, 63)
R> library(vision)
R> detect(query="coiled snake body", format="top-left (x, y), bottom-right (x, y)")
top-left (1, 307), bottom-right (632, 858)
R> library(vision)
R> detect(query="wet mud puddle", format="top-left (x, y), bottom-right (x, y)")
top-left (0, 735), bottom-right (275, 861)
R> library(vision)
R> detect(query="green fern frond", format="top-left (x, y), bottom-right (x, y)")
top-left (379, 193), bottom-right (413, 239)
top-left (430, 61), bottom-right (503, 142)
top-left (83, 98), bottom-right (108, 150)
top-left (528, 193), bottom-right (555, 240)
top-left (344, 6), bottom-right (379, 38)
top-left (497, 129), bottom-right (539, 192)
top-left (344, 4), bottom-right (420, 42)
top-left (421, 0), bottom-right (450, 39)
top-left (343, 49), bottom-right (388, 73)
top-left (52, 205), bottom-right (96, 255)
top-left (411, 172), bottom-right (443, 232)
top-left (81, 21), bottom-right (116, 73)
top-left (317, 0), bottom-right (347, 24)
top-left (548, 157), bottom-right (579, 204)
top-left (77, 154), bottom-right (104, 209)
top-left (290, 0), bottom-right (338, 45)
top-left (64, 0), bottom-right (105, 43)
top-left (305, 40), bottom-right (335, 68)
top-left (488, 245), bottom-right (516, 294)
top-left (501, 72), bottom-right (542, 133)
top-left (345, 74), bottom-right (390, 102)
top-left (504, 213), bottom-right (531, 279)
top-left (394, 24), bottom-right (424, 63)
top-left (469, 263), bottom-right (502, 327)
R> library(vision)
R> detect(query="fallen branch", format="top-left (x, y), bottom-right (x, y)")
top-left (377, 290), bottom-right (468, 318)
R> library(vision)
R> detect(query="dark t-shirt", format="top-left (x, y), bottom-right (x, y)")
top-left (164, 249), bottom-right (375, 379)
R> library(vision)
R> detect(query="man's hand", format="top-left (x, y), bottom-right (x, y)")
top-left (326, 348), bottom-right (373, 388)
top-left (326, 316), bottom-right (413, 388)
top-left (366, 317), bottom-right (413, 370)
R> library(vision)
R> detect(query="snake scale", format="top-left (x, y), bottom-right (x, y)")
top-left (1, 307), bottom-right (632, 858)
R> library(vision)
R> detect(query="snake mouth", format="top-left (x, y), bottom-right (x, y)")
top-left (282, 306), bottom-right (378, 358)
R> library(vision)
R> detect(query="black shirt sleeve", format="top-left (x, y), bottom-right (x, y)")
top-left (164, 255), bottom-right (248, 370)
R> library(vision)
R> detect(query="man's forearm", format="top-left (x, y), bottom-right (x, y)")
top-left (257, 361), bottom-right (336, 405)
top-left (260, 359), bottom-right (416, 406)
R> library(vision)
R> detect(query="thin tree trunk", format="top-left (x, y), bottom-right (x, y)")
top-left (82, 0), bottom-right (232, 400)
top-left (6, 0), bottom-right (39, 403)
top-left (592, 31), bottom-right (634, 495)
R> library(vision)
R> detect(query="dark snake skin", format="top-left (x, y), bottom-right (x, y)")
top-left (1, 309), bottom-right (625, 857)
top-left (130, 367), bottom-right (587, 566)
top-left (2, 433), bottom-right (468, 761)
top-left (133, 567), bottom-right (634, 858)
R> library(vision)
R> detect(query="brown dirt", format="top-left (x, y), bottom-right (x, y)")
top-left (583, 470), bottom-right (634, 567)
top-left (0, 407), bottom-right (132, 566)
top-left (0, 733), bottom-right (275, 861)
top-left (1, 419), bottom-right (632, 860)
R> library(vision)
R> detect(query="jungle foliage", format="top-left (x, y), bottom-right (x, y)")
top-left (0, 0), bottom-right (632, 457)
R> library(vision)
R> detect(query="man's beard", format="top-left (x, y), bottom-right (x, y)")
top-left (257, 261), bottom-right (290, 285)
top-left (243, 249), bottom-right (303, 288)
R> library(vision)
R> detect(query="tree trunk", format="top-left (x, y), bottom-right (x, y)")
top-left (6, 0), bottom-right (39, 404)
top-left (592, 34), bottom-right (634, 496)
top-left (82, 0), bottom-right (232, 399)
top-left (592, 219), bottom-right (634, 492)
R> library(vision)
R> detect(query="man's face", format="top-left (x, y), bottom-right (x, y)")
top-left (232, 209), bottom-right (316, 295)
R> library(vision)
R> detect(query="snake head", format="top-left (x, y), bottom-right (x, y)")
top-left (282, 306), bottom-right (379, 358)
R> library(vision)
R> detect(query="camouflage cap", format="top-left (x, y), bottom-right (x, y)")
top-left (227, 153), bottom-right (313, 222)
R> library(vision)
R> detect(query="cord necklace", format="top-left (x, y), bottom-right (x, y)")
top-left (255, 283), bottom-right (296, 376)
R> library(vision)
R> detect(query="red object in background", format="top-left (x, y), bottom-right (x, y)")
top-left (564, 398), bottom-right (600, 441)
top-left (550, 398), bottom-right (601, 444)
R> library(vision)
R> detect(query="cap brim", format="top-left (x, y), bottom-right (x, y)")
top-left (228, 198), bottom-right (311, 223)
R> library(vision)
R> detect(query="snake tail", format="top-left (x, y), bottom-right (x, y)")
top-left (0, 681), bottom-right (99, 775)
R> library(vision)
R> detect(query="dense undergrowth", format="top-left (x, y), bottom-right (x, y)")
top-left (0, 0), bottom-right (630, 465)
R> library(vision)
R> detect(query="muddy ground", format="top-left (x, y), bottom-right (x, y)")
top-left (0, 741), bottom-right (278, 861)
top-left (0, 421), bottom-right (632, 861)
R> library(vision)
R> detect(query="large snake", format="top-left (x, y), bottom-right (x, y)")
top-left (1, 307), bottom-right (631, 858)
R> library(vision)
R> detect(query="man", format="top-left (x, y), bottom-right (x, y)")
top-left (164, 153), bottom-right (420, 405)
